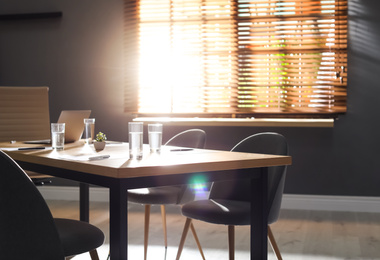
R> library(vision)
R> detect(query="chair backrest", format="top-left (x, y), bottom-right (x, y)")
top-left (209, 132), bottom-right (288, 224)
top-left (165, 129), bottom-right (206, 149)
top-left (0, 86), bottom-right (51, 142)
top-left (165, 129), bottom-right (206, 204)
top-left (0, 150), bottom-right (65, 259)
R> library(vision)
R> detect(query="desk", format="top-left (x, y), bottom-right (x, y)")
top-left (2, 141), bottom-right (291, 260)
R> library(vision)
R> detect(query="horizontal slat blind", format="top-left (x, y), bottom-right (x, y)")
top-left (124, 0), bottom-right (347, 116)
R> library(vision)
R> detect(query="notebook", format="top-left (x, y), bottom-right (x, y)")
top-left (24, 110), bottom-right (91, 144)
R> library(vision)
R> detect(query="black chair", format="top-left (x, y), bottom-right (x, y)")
top-left (127, 129), bottom-right (206, 260)
top-left (176, 132), bottom-right (288, 260)
top-left (0, 150), bottom-right (105, 260)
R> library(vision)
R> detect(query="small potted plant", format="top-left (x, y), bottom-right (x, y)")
top-left (94, 132), bottom-right (107, 150)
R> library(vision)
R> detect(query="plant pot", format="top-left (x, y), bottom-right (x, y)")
top-left (94, 141), bottom-right (106, 151)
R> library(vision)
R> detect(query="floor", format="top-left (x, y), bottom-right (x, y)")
top-left (46, 200), bottom-right (380, 260)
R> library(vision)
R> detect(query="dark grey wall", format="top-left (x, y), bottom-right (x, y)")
top-left (1, 0), bottom-right (379, 196)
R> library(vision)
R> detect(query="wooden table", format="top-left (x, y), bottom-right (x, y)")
top-left (2, 141), bottom-right (291, 260)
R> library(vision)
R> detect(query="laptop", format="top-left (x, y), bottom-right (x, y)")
top-left (24, 110), bottom-right (91, 144)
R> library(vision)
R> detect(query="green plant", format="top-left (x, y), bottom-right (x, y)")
top-left (95, 132), bottom-right (107, 142)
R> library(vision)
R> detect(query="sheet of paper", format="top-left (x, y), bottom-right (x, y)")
top-left (58, 154), bottom-right (104, 161)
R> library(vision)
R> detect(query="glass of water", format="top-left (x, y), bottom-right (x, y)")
top-left (148, 123), bottom-right (162, 153)
top-left (83, 118), bottom-right (95, 144)
top-left (128, 122), bottom-right (143, 159)
top-left (51, 123), bottom-right (65, 150)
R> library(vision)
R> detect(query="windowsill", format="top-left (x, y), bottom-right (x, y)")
top-left (133, 117), bottom-right (334, 127)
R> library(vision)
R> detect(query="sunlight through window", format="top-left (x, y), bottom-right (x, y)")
top-left (124, 0), bottom-right (348, 117)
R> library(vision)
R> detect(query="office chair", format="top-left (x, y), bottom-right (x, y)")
top-left (127, 129), bottom-right (207, 260)
top-left (0, 86), bottom-right (53, 185)
top-left (176, 132), bottom-right (288, 260)
top-left (0, 150), bottom-right (105, 260)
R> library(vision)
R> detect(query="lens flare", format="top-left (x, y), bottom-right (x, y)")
top-left (188, 174), bottom-right (208, 194)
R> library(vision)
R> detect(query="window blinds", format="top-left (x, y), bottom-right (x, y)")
top-left (124, 0), bottom-right (347, 117)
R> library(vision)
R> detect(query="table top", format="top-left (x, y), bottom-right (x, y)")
top-left (1, 141), bottom-right (291, 179)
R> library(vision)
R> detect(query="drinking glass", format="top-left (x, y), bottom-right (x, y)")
top-left (84, 118), bottom-right (95, 144)
top-left (148, 123), bottom-right (162, 153)
top-left (128, 122), bottom-right (143, 159)
top-left (51, 123), bottom-right (65, 150)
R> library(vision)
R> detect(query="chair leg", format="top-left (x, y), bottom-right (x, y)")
top-left (268, 225), bottom-right (282, 260)
top-left (228, 225), bottom-right (235, 260)
top-left (176, 218), bottom-right (192, 260)
top-left (160, 205), bottom-right (168, 248)
top-left (89, 249), bottom-right (100, 260)
top-left (190, 222), bottom-right (206, 260)
top-left (144, 204), bottom-right (151, 260)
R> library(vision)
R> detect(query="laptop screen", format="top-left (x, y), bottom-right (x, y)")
top-left (24, 110), bottom-right (91, 144)
top-left (57, 110), bottom-right (91, 143)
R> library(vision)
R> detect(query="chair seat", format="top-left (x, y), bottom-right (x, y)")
top-left (182, 199), bottom-right (251, 226)
top-left (54, 218), bottom-right (105, 257)
top-left (128, 186), bottom-right (183, 205)
top-left (177, 133), bottom-right (288, 260)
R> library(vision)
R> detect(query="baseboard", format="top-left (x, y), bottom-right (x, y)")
top-left (281, 194), bottom-right (380, 213)
top-left (37, 186), bottom-right (380, 213)
top-left (38, 186), bottom-right (110, 202)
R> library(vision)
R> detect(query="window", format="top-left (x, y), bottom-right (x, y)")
top-left (124, 0), bottom-right (347, 118)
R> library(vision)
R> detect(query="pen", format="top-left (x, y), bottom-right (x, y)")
top-left (18, 147), bottom-right (45, 150)
top-left (89, 155), bottom-right (110, 160)
top-left (170, 148), bottom-right (194, 152)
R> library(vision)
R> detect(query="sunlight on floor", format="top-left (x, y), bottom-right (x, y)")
top-left (70, 243), bottom-right (373, 260)
top-left (47, 201), bottom-right (380, 260)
